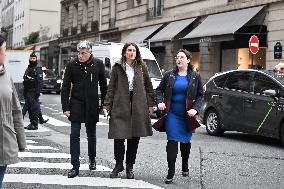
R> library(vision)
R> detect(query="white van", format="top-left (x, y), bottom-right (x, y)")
top-left (92, 42), bottom-right (163, 89)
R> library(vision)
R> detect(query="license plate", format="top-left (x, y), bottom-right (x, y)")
top-left (45, 85), bottom-right (54, 88)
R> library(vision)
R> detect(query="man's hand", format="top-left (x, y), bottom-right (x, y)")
top-left (102, 109), bottom-right (108, 118)
top-left (64, 111), bottom-right (70, 117)
top-left (148, 107), bottom-right (153, 114)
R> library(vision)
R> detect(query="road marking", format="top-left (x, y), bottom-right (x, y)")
top-left (52, 112), bottom-right (63, 115)
top-left (18, 152), bottom-right (73, 159)
top-left (26, 145), bottom-right (59, 150)
top-left (42, 115), bottom-right (71, 126)
top-left (8, 162), bottom-right (112, 171)
top-left (26, 140), bottom-right (38, 144)
top-left (4, 174), bottom-right (163, 189)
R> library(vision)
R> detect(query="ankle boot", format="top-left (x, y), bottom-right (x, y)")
top-left (67, 168), bottom-right (79, 178)
top-left (126, 164), bottom-right (134, 179)
top-left (165, 168), bottom-right (175, 184)
top-left (182, 158), bottom-right (189, 177)
top-left (89, 158), bottom-right (96, 170)
top-left (110, 163), bottom-right (124, 178)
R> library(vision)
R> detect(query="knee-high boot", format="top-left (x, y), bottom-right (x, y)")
top-left (180, 142), bottom-right (191, 176)
top-left (165, 140), bottom-right (178, 184)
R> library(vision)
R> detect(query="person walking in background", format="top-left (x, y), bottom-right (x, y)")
top-left (0, 35), bottom-right (26, 188)
top-left (23, 51), bottom-right (44, 130)
top-left (103, 42), bottom-right (155, 179)
top-left (155, 49), bottom-right (203, 184)
top-left (61, 40), bottom-right (107, 178)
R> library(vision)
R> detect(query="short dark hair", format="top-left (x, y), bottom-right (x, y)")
top-left (0, 35), bottom-right (6, 47)
top-left (177, 49), bottom-right (192, 60)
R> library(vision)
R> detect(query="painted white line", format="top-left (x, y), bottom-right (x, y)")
top-left (26, 145), bottom-right (59, 150)
top-left (8, 162), bottom-right (111, 171)
top-left (4, 174), bottom-right (163, 189)
top-left (26, 140), bottom-right (38, 144)
top-left (96, 121), bottom-right (108, 126)
top-left (18, 152), bottom-right (73, 159)
top-left (60, 115), bottom-right (67, 117)
top-left (52, 112), bottom-right (63, 115)
top-left (42, 115), bottom-right (70, 127)
top-left (53, 109), bottom-right (59, 112)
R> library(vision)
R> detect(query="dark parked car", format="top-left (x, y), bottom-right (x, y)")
top-left (42, 69), bottom-right (61, 94)
top-left (200, 69), bottom-right (284, 145)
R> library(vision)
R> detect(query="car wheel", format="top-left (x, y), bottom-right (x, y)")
top-left (205, 109), bottom-right (224, 136)
top-left (280, 123), bottom-right (284, 146)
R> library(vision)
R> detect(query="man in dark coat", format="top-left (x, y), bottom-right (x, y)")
top-left (61, 40), bottom-right (107, 178)
top-left (23, 51), bottom-right (43, 130)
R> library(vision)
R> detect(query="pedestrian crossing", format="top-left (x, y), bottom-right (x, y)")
top-left (4, 140), bottom-right (163, 189)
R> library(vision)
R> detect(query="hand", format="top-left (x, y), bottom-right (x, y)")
top-left (64, 111), bottom-right (70, 117)
top-left (158, 102), bottom-right (166, 111)
top-left (187, 109), bottom-right (197, 117)
top-left (19, 148), bottom-right (25, 152)
top-left (148, 107), bottom-right (153, 114)
top-left (102, 108), bottom-right (108, 118)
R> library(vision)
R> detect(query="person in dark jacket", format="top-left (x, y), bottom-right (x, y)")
top-left (103, 43), bottom-right (156, 179)
top-left (155, 49), bottom-right (204, 184)
top-left (61, 40), bottom-right (107, 178)
top-left (23, 51), bottom-right (43, 130)
top-left (0, 35), bottom-right (26, 189)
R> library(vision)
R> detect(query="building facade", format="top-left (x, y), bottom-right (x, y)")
top-left (59, 0), bottom-right (284, 81)
top-left (13, 0), bottom-right (61, 49)
top-left (1, 0), bottom-right (14, 48)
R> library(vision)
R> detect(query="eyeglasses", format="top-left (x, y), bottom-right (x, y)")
top-left (175, 56), bottom-right (187, 60)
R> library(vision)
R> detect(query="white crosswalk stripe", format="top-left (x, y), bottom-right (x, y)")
top-left (4, 142), bottom-right (163, 188)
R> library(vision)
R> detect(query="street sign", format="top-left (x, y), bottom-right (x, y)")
top-left (249, 35), bottom-right (259, 54)
top-left (274, 42), bottom-right (282, 59)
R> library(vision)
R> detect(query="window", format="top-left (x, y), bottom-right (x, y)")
top-left (253, 73), bottom-right (281, 95)
top-left (214, 74), bottom-right (227, 88)
top-left (223, 72), bottom-right (252, 92)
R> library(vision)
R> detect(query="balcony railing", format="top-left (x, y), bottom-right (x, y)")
top-left (91, 20), bottom-right (99, 32)
top-left (63, 28), bottom-right (69, 37)
top-left (147, 5), bottom-right (163, 20)
top-left (81, 23), bottom-right (88, 33)
top-left (109, 18), bottom-right (116, 29)
top-left (71, 26), bottom-right (77, 35)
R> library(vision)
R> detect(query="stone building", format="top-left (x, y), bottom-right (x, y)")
top-left (59, 0), bottom-right (284, 81)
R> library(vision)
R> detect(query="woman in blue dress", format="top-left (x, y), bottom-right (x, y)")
top-left (155, 49), bottom-right (203, 184)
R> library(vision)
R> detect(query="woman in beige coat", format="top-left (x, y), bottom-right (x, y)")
top-left (0, 35), bottom-right (26, 188)
top-left (103, 42), bottom-right (155, 179)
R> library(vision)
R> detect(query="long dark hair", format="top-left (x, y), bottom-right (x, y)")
top-left (0, 35), bottom-right (6, 47)
top-left (120, 42), bottom-right (144, 65)
top-left (175, 49), bottom-right (193, 71)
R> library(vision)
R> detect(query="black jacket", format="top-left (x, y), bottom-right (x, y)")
top-left (61, 58), bottom-right (107, 124)
top-left (155, 68), bottom-right (204, 113)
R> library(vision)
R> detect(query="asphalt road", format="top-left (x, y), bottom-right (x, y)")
top-left (4, 94), bottom-right (284, 189)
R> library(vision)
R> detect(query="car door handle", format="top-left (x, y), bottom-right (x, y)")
top-left (245, 99), bottom-right (253, 103)
top-left (211, 94), bottom-right (223, 99)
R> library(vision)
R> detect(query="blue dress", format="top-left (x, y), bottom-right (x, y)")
top-left (165, 75), bottom-right (192, 143)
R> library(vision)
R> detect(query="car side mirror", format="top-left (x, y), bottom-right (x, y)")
top-left (263, 89), bottom-right (277, 97)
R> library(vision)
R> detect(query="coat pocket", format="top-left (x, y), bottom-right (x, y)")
top-left (3, 122), bottom-right (18, 159)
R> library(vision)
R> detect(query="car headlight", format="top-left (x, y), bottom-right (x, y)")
top-left (56, 79), bottom-right (62, 84)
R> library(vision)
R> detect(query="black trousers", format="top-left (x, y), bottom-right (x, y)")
top-left (114, 137), bottom-right (140, 165)
top-left (166, 140), bottom-right (191, 175)
top-left (70, 122), bottom-right (96, 169)
top-left (25, 91), bottom-right (40, 126)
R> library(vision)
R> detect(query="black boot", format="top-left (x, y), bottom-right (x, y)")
top-left (165, 168), bottom-right (175, 184)
top-left (67, 168), bottom-right (79, 178)
top-left (25, 124), bottom-right (38, 130)
top-left (182, 159), bottom-right (189, 177)
top-left (126, 164), bottom-right (134, 179)
top-left (89, 158), bottom-right (96, 170)
top-left (109, 163), bottom-right (124, 178)
top-left (39, 118), bottom-right (49, 124)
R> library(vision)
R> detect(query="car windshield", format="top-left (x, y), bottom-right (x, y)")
top-left (143, 59), bottom-right (162, 79)
top-left (43, 70), bottom-right (56, 78)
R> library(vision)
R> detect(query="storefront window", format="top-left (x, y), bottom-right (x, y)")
top-left (237, 48), bottom-right (266, 70)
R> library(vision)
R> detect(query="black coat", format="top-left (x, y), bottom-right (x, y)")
top-left (155, 68), bottom-right (204, 113)
top-left (61, 58), bottom-right (107, 124)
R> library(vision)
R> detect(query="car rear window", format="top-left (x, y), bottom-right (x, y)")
top-left (214, 74), bottom-right (227, 88)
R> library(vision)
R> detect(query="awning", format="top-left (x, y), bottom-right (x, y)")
top-left (149, 18), bottom-right (196, 42)
top-left (183, 6), bottom-right (264, 43)
top-left (24, 45), bottom-right (35, 50)
top-left (121, 24), bottom-right (163, 43)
